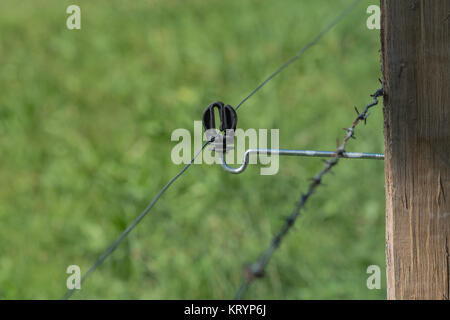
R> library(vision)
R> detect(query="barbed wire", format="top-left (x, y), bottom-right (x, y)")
top-left (234, 88), bottom-right (384, 300)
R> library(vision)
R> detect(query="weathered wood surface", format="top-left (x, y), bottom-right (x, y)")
top-left (381, 0), bottom-right (450, 299)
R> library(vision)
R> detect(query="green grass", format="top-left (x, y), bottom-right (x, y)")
top-left (0, 0), bottom-right (386, 299)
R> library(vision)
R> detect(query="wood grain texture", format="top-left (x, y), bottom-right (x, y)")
top-left (381, 0), bottom-right (450, 299)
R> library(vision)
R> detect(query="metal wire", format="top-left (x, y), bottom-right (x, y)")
top-left (234, 88), bottom-right (384, 300)
top-left (221, 149), bottom-right (384, 174)
top-left (235, 0), bottom-right (362, 111)
top-left (62, 139), bottom-right (212, 300)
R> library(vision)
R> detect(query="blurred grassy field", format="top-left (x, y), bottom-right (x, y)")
top-left (0, 0), bottom-right (386, 299)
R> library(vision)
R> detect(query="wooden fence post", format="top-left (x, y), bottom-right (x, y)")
top-left (381, 0), bottom-right (450, 299)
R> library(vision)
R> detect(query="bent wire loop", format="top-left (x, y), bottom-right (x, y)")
top-left (201, 101), bottom-right (384, 175)
top-left (220, 148), bottom-right (384, 174)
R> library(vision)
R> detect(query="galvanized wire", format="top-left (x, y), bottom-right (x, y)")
top-left (221, 149), bottom-right (384, 174)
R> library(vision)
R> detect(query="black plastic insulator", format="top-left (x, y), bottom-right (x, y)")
top-left (202, 101), bottom-right (237, 132)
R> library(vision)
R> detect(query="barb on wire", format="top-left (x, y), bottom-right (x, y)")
top-left (62, 139), bottom-right (213, 300)
top-left (235, 0), bottom-right (362, 111)
top-left (234, 88), bottom-right (384, 300)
